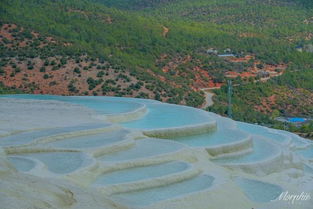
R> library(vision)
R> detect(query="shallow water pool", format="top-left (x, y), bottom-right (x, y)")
top-left (46, 129), bottom-right (130, 149)
top-left (212, 137), bottom-right (279, 164)
top-left (8, 156), bottom-right (36, 172)
top-left (0, 123), bottom-right (109, 147)
top-left (112, 175), bottom-right (215, 206)
top-left (296, 146), bottom-right (313, 159)
top-left (99, 138), bottom-right (184, 162)
top-left (235, 177), bottom-right (283, 202)
top-left (2, 94), bottom-right (143, 114)
top-left (122, 103), bottom-right (214, 130)
top-left (237, 122), bottom-right (289, 143)
top-left (19, 152), bottom-right (89, 174)
top-left (93, 161), bottom-right (189, 186)
top-left (170, 128), bottom-right (249, 147)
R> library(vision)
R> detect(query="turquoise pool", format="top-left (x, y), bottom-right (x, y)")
top-left (8, 156), bottom-right (36, 172)
top-left (122, 103), bottom-right (214, 130)
top-left (46, 129), bottom-right (130, 149)
top-left (93, 161), bottom-right (189, 186)
top-left (212, 137), bottom-right (280, 164)
top-left (237, 122), bottom-right (290, 143)
top-left (0, 123), bottom-right (109, 147)
top-left (99, 138), bottom-right (185, 162)
top-left (1, 94), bottom-right (143, 114)
top-left (296, 146), bottom-right (313, 159)
top-left (170, 128), bottom-right (249, 147)
top-left (112, 175), bottom-right (215, 207)
top-left (19, 152), bottom-right (89, 174)
top-left (235, 177), bottom-right (283, 202)
top-left (304, 164), bottom-right (313, 174)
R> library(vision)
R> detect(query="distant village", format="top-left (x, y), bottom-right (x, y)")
top-left (206, 48), bottom-right (286, 82)
top-left (295, 44), bottom-right (313, 53)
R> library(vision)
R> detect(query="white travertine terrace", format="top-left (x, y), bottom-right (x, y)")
top-left (0, 95), bottom-right (312, 209)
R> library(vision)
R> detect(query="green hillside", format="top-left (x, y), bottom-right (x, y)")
top-left (0, 0), bottom-right (313, 133)
top-left (2, 0), bottom-right (312, 69)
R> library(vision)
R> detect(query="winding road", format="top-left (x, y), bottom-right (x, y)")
top-left (201, 88), bottom-right (217, 109)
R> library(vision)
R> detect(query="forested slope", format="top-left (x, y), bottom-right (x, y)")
top-left (0, 0), bottom-right (313, 129)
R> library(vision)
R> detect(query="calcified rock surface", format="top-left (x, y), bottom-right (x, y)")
top-left (0, 98), bottom-right (99, 134)
top-left (0, 95), bottom-right (312, 209)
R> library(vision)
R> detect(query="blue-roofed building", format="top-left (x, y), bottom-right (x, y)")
top-left (288, 117), bottom-right (306, 123)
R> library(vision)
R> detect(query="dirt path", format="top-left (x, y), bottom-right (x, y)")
top-left (162, 26), bottom-right (169, 37)
top-left (201, 88), bottom-right (218, 109)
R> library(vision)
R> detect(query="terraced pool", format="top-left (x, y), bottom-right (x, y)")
top-left (237, 122), bottom-right (290, 144)
top-left (1, 94), bottom-right (144, 114)
top-left (235, 177), bottom-right (283, 202)
top-left (99, 138), bottom-right (185, 162)
top-left (8, 156), bottom-right (36, 172)
top-left (112, 175), bottom-right (215, 207)
top-left (212, 137), bottom-right (280, 164)
top-left (170, 128), bottom-right (249, 147)
top-left (18, 152), bottom-right (90, 174)
top-left (46, 129), bottom-right (130, 149)
top-left (0, 123), bottom-right (110, 147)
top-left (93, 161), bottom-right (189, 186)
top-left (122, 103), bottom-right (215, 130)
top-left (296, 146), bottom-right (313, 160)
top-left (1, 95), bottom-right (313, 209)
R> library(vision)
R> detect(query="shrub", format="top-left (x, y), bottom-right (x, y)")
top-left (74, 67), bottom-right (81, 74)
top-left (40, 67), bottom-right (45, 72)
top-left (97, 71), bottom-right (104, 77)
top-left (49, 81), bottom-right (57, 86)
top-left (68, 81), bottom-right (78, 93)
top-left (15, 67), bottom-right (21, 73)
